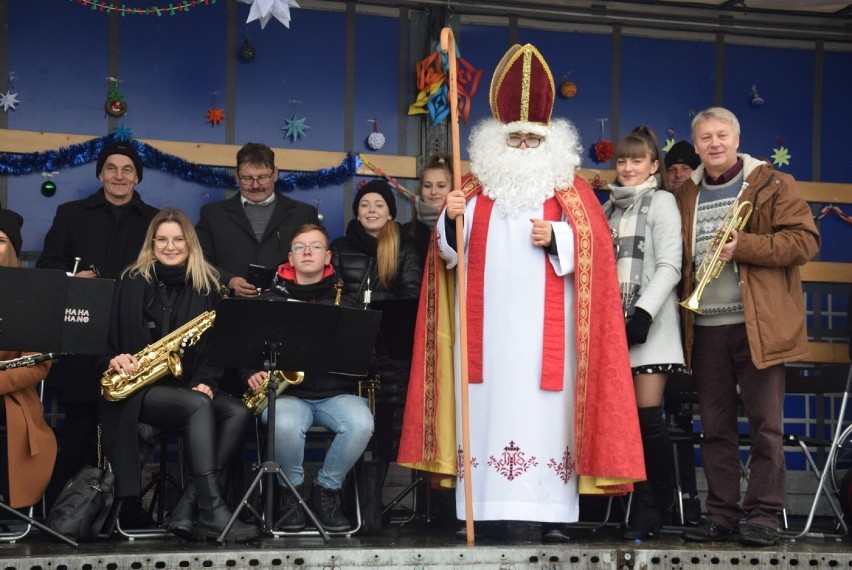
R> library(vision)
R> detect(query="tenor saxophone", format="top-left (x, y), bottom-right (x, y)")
top-left (101, 310), bottom-right (217, 401)
top-left (241, 370), bottom-right (305, 416)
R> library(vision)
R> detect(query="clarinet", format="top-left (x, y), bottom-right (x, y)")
top-left (0, 352), bottom-right (65, 371)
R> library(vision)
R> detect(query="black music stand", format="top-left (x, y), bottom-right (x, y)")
top-left (0, 267), bottom-right (114, 548)
top-left (208, 298), bottom-right (381, 543)
top-left (0, 267), bottom-right (114, 355)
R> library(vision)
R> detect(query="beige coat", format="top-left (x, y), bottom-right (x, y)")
top-left (0, 350), bottom-right (56, 508)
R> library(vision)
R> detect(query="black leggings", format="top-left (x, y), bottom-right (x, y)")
top-left (138, 385), bottom-right (248, 477)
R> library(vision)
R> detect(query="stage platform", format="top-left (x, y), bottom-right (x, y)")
top-left (1, 518), bottom-right (852, 569)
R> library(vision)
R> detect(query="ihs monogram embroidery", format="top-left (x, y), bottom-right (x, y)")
top-left (488, 440), bottom-right (538, 481)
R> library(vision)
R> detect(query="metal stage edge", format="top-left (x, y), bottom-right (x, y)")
top-left (3, 524), bottom-right (852, 569)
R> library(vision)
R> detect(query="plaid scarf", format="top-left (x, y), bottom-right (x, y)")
top-left (603, 175), bottom-right (658, 314)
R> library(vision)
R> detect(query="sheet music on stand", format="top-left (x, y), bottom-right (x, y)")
top-left (0, 267), bottom-right (113, 355)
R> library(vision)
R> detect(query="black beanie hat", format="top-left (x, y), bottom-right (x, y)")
top-left (353, 180), bottom-right (397, 220)
top-left (664, 140), bottom-right (701, 170)
top-left (96, 141), bottom-right (144, 182)
top-left (0, 209), bottom-right (24, 256)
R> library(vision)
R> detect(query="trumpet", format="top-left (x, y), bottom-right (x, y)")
top-left (241, 370), bottom-right (304, 416)
top-left (680, 197), bottom-right (753, 314)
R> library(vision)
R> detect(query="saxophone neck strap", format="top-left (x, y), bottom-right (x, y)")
top-left (157, 283), bottom-right (179, 338)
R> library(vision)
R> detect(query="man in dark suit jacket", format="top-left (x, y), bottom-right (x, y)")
top-left (38, 141), bottom-right (159, 509)
top-left (196, 142), bottom-right (319, 298)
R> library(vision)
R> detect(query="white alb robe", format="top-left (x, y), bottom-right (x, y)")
top-left (436, 195), bottom-right (579, 522)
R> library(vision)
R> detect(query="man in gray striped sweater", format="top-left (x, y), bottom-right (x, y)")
top-left (676, 107), bottom-right (819, 547)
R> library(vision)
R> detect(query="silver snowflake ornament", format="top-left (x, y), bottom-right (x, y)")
top-left (0, 90), bottom-right (20, 112)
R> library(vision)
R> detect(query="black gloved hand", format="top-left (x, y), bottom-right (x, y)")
top-left (626, 306), bottom-right (653, 346)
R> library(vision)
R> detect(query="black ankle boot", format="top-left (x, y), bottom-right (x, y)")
top-left (194, 472), bottom-right (260, 541)
top-left (623, 482), bottom-right (661, 540)
top-left (310, 484), bottom-right (351, 532)
top-left (277, 484), bottom-right (306, 532)
top-left (164, 479), bottom-right (197, 539)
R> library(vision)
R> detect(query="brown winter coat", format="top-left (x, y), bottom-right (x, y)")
top-left (677, 155), bottom-right (820, 370)
top-left (0, 350), bottom-right (56, 507)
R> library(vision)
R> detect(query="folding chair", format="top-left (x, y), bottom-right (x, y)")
top-left (113, 426), bottom-right (184, 540)
top-left (779, 364), bottom-right (852, 538)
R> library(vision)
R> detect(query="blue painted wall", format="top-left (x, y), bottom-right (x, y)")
top-left (5, 6), bottom-right (848, 249)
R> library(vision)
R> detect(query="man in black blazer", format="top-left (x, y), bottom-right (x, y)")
top-left (196, 142), bottom-right (319, 298)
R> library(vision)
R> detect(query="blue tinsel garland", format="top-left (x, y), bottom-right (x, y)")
top-left (0, 134), bottom-right (363, 193)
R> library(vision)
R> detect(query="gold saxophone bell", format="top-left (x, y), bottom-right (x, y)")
top-left (680, 198), bottom-right (753, 315)
top-left (242, 370), bottom-right (305, 416)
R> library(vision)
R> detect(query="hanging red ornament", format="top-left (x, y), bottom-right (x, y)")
top-left (105, 77), bottom-right (127, 118)
top-left (206, 107), bottom-right (226, 126)
top-left (594, 140), bottom-right (614, 162)
top-left (591, 118), bottom-right (614, 163)
top-left (205, 91), bottom-right (225, 126)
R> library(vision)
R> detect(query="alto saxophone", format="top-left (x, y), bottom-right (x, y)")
top-left (101, 310), bottom-right (217, 402)
top-left (241, 279), bottom-right (345, 415)
top-left (242, 370), bottom-right (305, 416)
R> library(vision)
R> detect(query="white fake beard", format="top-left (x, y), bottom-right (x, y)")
top-left (469, 118), bottom-right (583, 216)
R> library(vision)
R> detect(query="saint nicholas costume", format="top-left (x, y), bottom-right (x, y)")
top-left (398, 44), bottom-right (644, 524)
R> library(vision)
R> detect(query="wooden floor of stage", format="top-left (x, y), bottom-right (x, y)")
top-left (2, 515), bottom-right (852, 569)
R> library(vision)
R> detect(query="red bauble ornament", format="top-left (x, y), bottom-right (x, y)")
top-left (594, 140), bottom-right (614, 163)
top-left (560, 80), bottom-right (577, 99)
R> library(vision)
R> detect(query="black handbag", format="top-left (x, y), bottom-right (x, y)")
top-left (46, 465), bottom-right (115, 541)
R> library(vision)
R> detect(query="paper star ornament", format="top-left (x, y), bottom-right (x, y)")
top-left (663, 138), bottom-right (675, 152)
top-left (239, 0), bottom-right (300, 29)
top-left (281, 114), bottom-right (309, 141)
top-left (771, 146), bottom-right (791, 167)
top-left (206, 107), bottom-right (226, 126)
top-left (0, 90), bottom-right (20, 112)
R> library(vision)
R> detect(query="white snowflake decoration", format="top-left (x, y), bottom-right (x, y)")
top-left (0, 90), bottom-right (20, 112)
top-left (238, 0), bottom-right (300, 29)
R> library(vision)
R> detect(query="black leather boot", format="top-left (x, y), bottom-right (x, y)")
top-left (623, 482), bottom-right (661, 540)
top-left (624, 407), bottom-right (676, 540)
top-left (276, 484), bottom-right (306, 532)
top-left (164, 478), bottom-right (197, 539)
top-left (194, 472), bottom-right (260, 541)
top-left (638, 406), bottom-right (676, 527)
top-left (310, 484), bottom-right (351, 532)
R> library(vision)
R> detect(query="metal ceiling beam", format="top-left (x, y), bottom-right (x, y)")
top-left (346, 0), bottom-right (852, 44)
